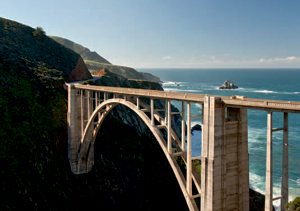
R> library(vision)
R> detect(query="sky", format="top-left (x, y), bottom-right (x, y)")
top-left (1, 0), bottom-right (300, 68)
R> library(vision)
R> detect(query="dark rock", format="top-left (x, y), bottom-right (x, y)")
top-left (191, 124), bottom-right (202, 132)
top-left (219, 80), bottom-right (238, 89)
top-left (249, 188), bottom-right (275, 211)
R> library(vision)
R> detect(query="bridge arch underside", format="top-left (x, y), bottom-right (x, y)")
top-left (75, 98), bottom-right (200, 210)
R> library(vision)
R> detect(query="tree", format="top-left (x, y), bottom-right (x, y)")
top-left (32, 27), bottom-right (46, 40)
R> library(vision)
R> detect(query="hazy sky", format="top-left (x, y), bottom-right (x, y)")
top-left (1, 0), bottom-right (300, 68)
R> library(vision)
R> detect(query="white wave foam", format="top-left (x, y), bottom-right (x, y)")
top-left (164, 88), bottom-right (179, 92)
top-left (162, 81), bottom-right (180, 86)
top-left (182, 89), bottom-right (201, 93)
top-left (195, 103), bottom-right (202, 109)
top-left (164, 88), bottom-right (201, 93)
top-left (239, 88), bottom-right (300, 95)
top-left (254, 90), bottom-right (277, 93)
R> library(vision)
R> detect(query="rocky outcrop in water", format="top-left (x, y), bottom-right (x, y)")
top-left (191, 124), bottom-right (202, 132)
top-left (219, 80), bottom-right (238, 89)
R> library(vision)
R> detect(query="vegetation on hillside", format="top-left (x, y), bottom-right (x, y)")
top-left (0, 17), bottom-right (91, 82)
top-left (286, 197), bottom-right (300, 211)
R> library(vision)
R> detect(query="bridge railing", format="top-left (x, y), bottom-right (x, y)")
top-left (75, 84), bottom-right (300, 112)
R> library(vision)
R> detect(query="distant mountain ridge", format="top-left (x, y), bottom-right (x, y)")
top-left (50, 36), bottom-right (161, 83)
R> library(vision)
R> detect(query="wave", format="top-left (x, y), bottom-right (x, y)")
top-left (164, 88), bottom-right (201, 93)
top-left (239, 88), bottom-right (300, 95)
top-left (254, 90), bottom-right (277, 93)
top-left (181, 89), bottom-right (201, 93)
top-left (163, 88), bottom-right (180, 92)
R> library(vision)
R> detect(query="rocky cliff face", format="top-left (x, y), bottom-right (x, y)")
top-left (88, 62), bottom-right (161, 83)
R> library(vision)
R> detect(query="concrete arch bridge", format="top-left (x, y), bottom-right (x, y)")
top-left (67, 84), bottom-right (300, 211)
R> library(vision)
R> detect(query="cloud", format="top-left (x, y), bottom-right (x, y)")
top-left (162, 56), bottom-right (172, 60)
top-left (260, 56), bottom-right (300, 63)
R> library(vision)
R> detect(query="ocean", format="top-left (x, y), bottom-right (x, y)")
top-left (137, 68), bottom-right (300, 209)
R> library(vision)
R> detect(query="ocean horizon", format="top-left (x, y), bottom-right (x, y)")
top-left (137, 68), bottom-right (300, 210)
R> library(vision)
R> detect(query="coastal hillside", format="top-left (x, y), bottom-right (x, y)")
top-left (51, 36), bottom-right (161, 83)
top-left (50, 36), bottom-right (111, 64)
top-left (0, 18), bottom-right (92, 82)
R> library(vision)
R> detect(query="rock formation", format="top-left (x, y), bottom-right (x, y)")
top-left (219, 80), bottom-right (238, 89)
top-left (191, 124), bottom-right (202, 132)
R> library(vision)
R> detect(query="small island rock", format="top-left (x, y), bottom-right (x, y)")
top-left (219, 80), bottom-right (238, 89)
top-left (191, 124), bottom-right (202, 132)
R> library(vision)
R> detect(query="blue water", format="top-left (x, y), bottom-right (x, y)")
top-left (138, 68), bottom-right (300, 208)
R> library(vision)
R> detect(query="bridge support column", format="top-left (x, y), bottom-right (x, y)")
top-left (68, 84), bottom-right (78, 173)
top-left (226, 107), bottom-right (249, 211)
top-left (201, 97), bottom-right (249, 211)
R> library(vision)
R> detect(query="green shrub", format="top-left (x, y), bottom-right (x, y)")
top-left (286, 197), bottom-right (300, 211)
top-left (32, 27), bottom-right (46, 40)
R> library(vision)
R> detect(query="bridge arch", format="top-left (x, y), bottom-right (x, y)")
top-left (78, 97), bottom-right (198, 210)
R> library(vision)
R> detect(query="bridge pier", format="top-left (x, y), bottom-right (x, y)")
top-left (68, 84), bottom-right (79, 173)
top-left (201, 97), bottom-right (249, 211)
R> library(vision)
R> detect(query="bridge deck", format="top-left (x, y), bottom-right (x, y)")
top-left (75, 84), bottom-right (300, 113)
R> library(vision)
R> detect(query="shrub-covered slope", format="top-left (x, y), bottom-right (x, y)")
top-left (0, 17), bottom-right (92, 82)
